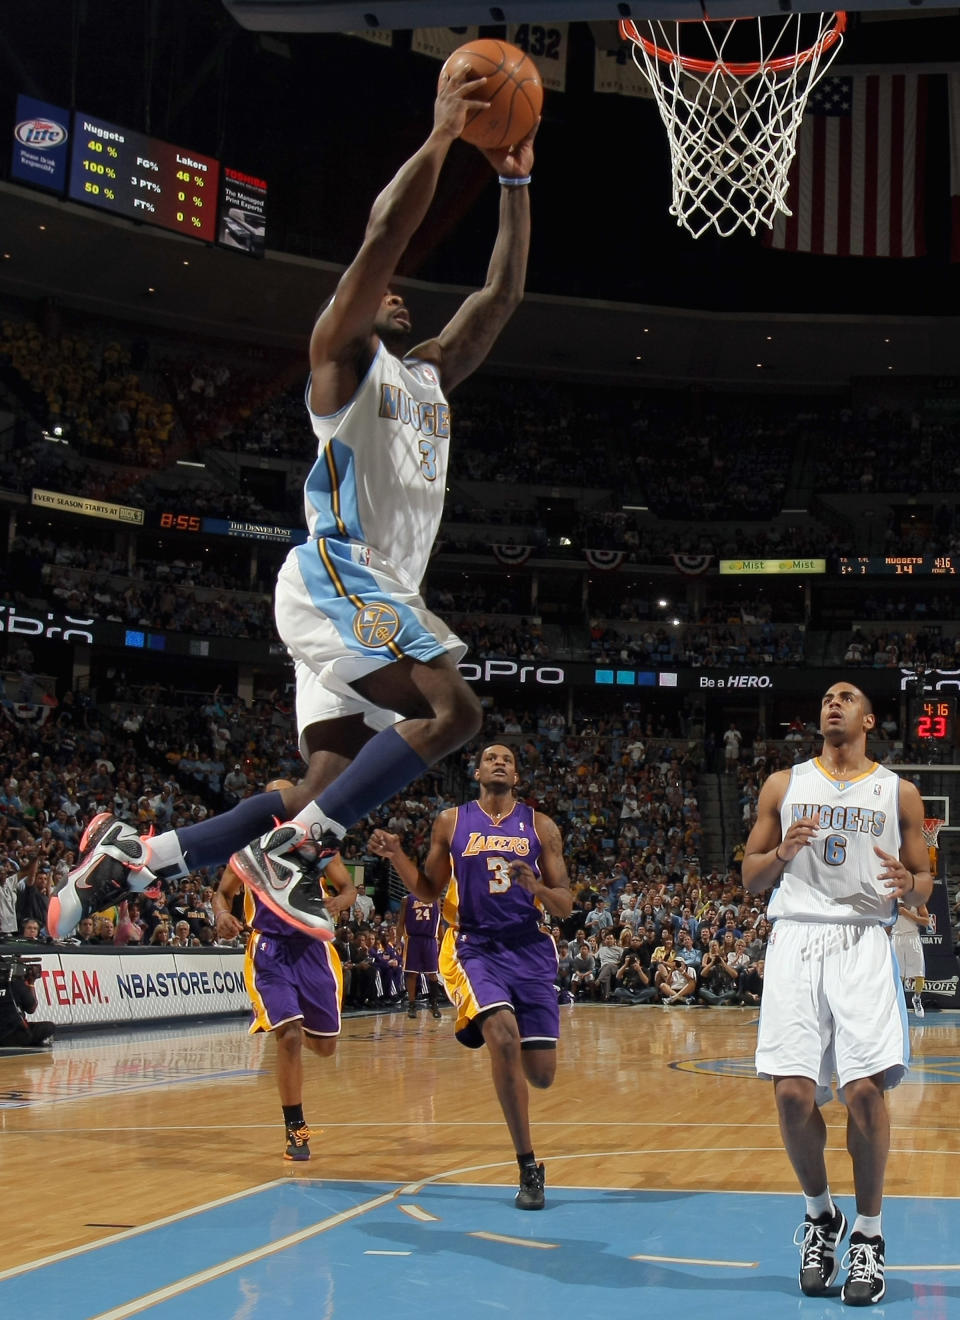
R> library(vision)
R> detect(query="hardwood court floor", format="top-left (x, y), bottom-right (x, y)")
top-left (2, 1004), bottom-right (959, 1273)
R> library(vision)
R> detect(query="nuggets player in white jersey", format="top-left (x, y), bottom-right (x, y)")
top-left (49, 71), bottom-right (538, 944)
top-left (743, 682), bottom-right (931, 1307)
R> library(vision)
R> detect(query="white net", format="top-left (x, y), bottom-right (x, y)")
top-left (622, 14), bottom-right (846, 238)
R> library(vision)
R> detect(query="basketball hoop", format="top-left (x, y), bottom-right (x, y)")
top-left (619, 12), bottom-right (846, 238)
top-left (921, 817), bottom-right (945, 850)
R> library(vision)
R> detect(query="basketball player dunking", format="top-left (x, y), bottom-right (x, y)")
top-left (370, 744), bottom-right (571, 1210)
top-left (49, 72), bottom-right (538, 941)
top-left (743, 681), bottom-right (931, 1307)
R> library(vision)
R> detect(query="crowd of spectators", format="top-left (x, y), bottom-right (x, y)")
top-left (842, 626), bottom-right (960, 668)
top-left (590, 619), bottom-right (806, 667)
top-left (1, 315), bottom-right (175, 466)
top-left (816, 411), bottom-right (960, 494)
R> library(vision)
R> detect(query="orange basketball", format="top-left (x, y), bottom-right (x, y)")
top-left (438, 39), bottom-right (543, 151)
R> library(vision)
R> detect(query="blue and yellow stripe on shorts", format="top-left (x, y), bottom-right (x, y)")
top-left (314, 536), bottom-right (405, 662)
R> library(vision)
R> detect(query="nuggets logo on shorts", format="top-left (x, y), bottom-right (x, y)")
top-left (353, 601), bottom-right (400, 647)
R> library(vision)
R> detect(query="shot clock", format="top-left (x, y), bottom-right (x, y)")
top-left (913, 698), bottom-right (956, 743)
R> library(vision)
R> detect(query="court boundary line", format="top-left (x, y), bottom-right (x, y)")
top-left (0, 1180), bottom-right (289, 1281)
top-left (85, 1188), bottom-right (402, 1320)
top-left (8, 1170), bottom-right (960, 1313)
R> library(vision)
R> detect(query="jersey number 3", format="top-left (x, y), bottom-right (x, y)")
top-left (418, 439), bottom-right (438, 481)
top-left (487, 857), bottom-right (512, 893)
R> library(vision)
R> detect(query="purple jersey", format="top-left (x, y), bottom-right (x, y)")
top-left (402, 898), bottom-right (440, 940)
top-left (244, 885), bottom-right (298, 938)
top-left (444, 800), bottom-right (543, 938)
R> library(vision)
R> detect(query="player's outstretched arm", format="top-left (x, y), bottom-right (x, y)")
top-left (369, 812), bottom-right (454, 903)
top-left (310, 73), bottom-right (488, 384)
top-left (411, 125), bottom-right (535, 393)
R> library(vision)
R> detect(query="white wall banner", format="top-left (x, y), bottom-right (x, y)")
top-left (411, 28), bottom-right (478, 61)
top-left (347, 29), bottom-right (393, 47)
top-left (594, 44), bottom-right (655, 100)
top-left (19, 949), bottom-right (249, 1028)
top-left (507, 22), bottom-right (568, 93)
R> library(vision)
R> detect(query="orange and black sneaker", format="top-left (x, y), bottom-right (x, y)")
top-left (284, 1123), bottom-right (312, 1162)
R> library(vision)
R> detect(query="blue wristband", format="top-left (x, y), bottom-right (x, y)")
top-left (499, 175), bottom-right (531, 187)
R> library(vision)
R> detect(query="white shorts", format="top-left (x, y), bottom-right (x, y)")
top-left (275, 539), bottom-right (466, 758)
top-left (892, 930), bottom-right (925, 982)
top-left (755, 920), bottom-right (909, 1106)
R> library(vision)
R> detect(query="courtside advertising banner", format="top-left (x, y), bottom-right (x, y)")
top-left (17, 948), bottom-right (249, 1028)
top-left (12, 94), bottom-right (70, 192)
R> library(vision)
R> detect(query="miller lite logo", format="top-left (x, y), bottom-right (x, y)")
top-left (15, 117), bottom-right (68, 149)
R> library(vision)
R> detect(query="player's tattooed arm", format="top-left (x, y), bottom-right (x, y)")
top-left (412, 126), bottom-right (535, 394)
top-left (509, 812), bottom-right (573, 919)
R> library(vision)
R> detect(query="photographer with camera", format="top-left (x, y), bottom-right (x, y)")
top-left (0, 955), bottom-right (54, 1048)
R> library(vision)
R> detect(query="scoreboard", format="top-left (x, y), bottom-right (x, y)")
top-left (68, 113), bottom-right (220, 241)
top-left (838, 556), bottom-right (959, 576)
top-left (11, 94), bottom-right (265, 253)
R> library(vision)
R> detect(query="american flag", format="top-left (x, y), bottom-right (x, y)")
top-left (950, 74), bottom-right (960, 262)
top-left (767, 73), bottom-right (927, 257)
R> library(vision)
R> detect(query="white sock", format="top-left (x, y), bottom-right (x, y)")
top-left (853, 1213), bottom-right (882, 1240)
top-left (291, 801), bottom-right (345, 840)
top-left (804, 1189), bottom-right (835, 1220)
top-left (146, 829), bottom-right (189, 882)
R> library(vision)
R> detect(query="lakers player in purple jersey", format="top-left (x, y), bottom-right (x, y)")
top-left (398, 892), bottom-right (443, 1020)
top-left (370, 744), bottom-right (572, 1210)
top-left (50, 71), bottom-right (537, 946)
top-left (212, 783), bottom-right (357, 1162)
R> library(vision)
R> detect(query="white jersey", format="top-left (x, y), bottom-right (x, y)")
top-left (303, 344), bottom-right (450, 591)
top-left (768, 758), bottom-right (901, 925)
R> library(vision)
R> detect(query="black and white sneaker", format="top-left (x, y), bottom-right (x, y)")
top-left (230, 821), bottom-right (338, 941)
top-left (841, 1232), bottom-right (886, 1306)
top-left (794, 1205), bottom-right (848, 1295)
top-left (515, 1162), bottom-right (545, 1211)
top-left (47, 813), bottom-right (154, 939)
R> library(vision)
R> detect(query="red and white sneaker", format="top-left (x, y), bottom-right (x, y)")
top-left (229, 821), bottom-right (338, 941)
top-left (47, 814), bottom-right (155, 939)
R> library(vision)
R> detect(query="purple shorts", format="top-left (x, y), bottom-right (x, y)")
top-left (403, 933), bottom-right (439, 976)
top-left (245, 930), bottom-right (343, 1036)
top-left (439, 927), bottom-right (560, 1050)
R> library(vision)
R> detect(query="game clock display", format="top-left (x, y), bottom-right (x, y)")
top-left (67, 112), bottom-right (219, 241)
top-left (913, 699), bottom-right (956, 742)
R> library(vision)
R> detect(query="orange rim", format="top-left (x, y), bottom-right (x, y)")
top-left (619, 12), bottom-right (846, 77)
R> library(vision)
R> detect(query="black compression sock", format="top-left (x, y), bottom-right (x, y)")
top-left (283, 1104), bottom-right (305, 1128)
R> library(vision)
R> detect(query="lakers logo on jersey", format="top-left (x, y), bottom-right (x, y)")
top-left (353, 601), bottom-right (400, 647)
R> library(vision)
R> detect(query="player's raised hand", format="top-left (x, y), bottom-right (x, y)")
top-left (875, 845), bottom-right (916, 899)
top-left (481, 119), bottom-right (539, 178)
top-left (434, 71), bottom-right (489, 141)
top-left (368, 829), bottom-right (404, 861)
